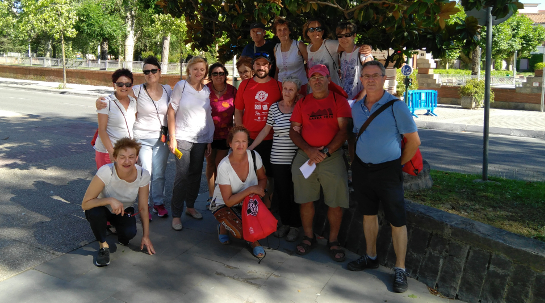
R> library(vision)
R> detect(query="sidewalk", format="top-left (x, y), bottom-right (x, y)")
top-left (0, 193), bottom-right (453, 303)
top-left (1, 77), bottom-right (544, 139)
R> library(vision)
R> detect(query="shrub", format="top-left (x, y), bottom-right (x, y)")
top-left (535, 62), bottom-right (545, 70)
top-left (459, 78), bottom-right (494, 107)
top-left (529, 54), bottom-right (543, 72)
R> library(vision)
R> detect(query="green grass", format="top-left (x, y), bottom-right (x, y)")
top-left (405, 170), bottom-right (545, 242)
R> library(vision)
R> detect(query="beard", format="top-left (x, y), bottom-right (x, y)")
top-left (255, 70), bottom-right (268, 79)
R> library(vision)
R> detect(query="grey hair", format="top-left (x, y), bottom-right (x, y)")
top-left (361, 60), bottom-right (386, 76)
top-left (282, 75), bottom-right (302, 91)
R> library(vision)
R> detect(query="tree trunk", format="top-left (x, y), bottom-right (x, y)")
top-left (471, 47), bottom-right (481, 77)
top-left (161, 34), bottom-right (170, 74)
top-left (124, 8), bottom-right (136, 70)
top-left (61, 34), bottom-right (67, 89)
top-left (45, 40), bottom-right (52, 58)
top-left (100, 38), bottom-right (109, 60)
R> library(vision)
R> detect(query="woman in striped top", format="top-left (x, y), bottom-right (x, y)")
top-left (248, 75), bottom-right (301, 242)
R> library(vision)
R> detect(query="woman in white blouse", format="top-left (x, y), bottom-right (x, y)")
top-left (94, 69), bottom-right (137, 169)
top-left (167, 56), bottom-right (213, 231)
top-left (82, 138), bottom-right (155, 267)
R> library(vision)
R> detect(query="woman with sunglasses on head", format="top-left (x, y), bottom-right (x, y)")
top-left (205, 62), bottom-right (237, 208)
top-left (167, 56), bottom-right (214, 231)
top-left (96, 56), bottom-right (172, 220)
top-left (304, 19), bottom-right (372, 88)
top-left (272, 17), bottom-right (308, 95)
top-left (94, 68), bottom-right (137, 169)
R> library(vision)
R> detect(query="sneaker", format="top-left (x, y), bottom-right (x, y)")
top-left (286, 227), bottom-right (300, 242)
top-left (274, 224), bottom-right (290, 238)
top-left (95, 247), bottom-right (110, 267)
top-left (347, 255), bottom-right (379, 271)
top-left (153, 204), bottom-right (169, 217)
top-left (393, 268), bottom-right (408, 293)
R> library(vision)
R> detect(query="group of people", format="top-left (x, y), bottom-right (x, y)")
top-left (81, 18), bottom-right (421, 294)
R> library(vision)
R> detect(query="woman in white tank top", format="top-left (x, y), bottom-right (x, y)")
top-left (272, 17), bottom-right (308, 93)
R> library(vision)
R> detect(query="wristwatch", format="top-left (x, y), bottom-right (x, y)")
top-left (320, 147), bottom-right (331, 157)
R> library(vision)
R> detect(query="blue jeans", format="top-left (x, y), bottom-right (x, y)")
top-left (138, 138), bottom-right (169, 206)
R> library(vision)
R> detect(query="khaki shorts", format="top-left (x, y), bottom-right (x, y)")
top-left (291, 149), bottom-right (349, 208)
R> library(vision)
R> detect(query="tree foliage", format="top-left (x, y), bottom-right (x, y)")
top-left (157, 0), bottom-right (521, 66)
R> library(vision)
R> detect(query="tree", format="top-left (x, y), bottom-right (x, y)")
top-left (75, 0), bottom-right (125, 60)
top-left (18, 0), bottom-right (78, 88)
top-left (157, 0), bottom-right (521, 66)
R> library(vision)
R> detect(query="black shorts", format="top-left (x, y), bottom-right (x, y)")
top-left (211, 139), bottom-right (229, 150)
top-left (250, 139), bottom-right (273, 177)
top-left (352, 156), bottom-right (406, 227)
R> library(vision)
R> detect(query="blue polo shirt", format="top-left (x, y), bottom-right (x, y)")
top-left (352, 91), bottom-right (417, 164)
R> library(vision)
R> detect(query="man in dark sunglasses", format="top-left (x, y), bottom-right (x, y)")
top-left (241, 23), bottom-right (276, 77)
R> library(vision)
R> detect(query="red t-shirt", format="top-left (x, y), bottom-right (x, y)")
top-left (234, 78), bottom-right (283, 140)
top-left (290, 91), bottom-right (352, 147)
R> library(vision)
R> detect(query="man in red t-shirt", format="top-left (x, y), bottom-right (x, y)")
top-left (234, 52), bottom-right (282, 207)
top-left (289, 64), bottom-right (352, 262)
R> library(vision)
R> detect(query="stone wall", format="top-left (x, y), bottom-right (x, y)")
top-left (312, 188), bottom-right (545, 302)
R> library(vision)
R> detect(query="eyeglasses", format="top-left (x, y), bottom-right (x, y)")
top-left (143, 69), bottom-right (159, 75)
top-left (308, 27), bottom-right (323, 33)
top-left (337, 33), bottom-right (354, 38)
top-left (254, 52), bottom-right (270, 59)
top-left (115, 82), bottom-right (133, 87)
top-left (361, 74), bottom-right (384, 80)
top-left (211, 72), bottom-right (226, 77)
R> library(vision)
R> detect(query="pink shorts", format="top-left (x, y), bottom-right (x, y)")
top-left (95, 151), bottom-right (112, 169)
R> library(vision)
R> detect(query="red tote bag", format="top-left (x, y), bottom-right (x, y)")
top-left (401, 136), bottom-right (423, 176)
top-left (242, 194), bottom-right (277, 243)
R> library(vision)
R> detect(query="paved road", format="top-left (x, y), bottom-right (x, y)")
top-left (0, 88), bottom-right (455, 302)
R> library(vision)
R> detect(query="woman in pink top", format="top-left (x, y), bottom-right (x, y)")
top-left (205, 62), bottom-right (237, 207)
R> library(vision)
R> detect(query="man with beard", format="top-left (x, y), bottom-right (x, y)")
top-left (234, 52), bottom-right (282, 208)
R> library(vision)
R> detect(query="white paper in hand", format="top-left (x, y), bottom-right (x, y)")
top-left (300, 160), bottom-right (316, 179)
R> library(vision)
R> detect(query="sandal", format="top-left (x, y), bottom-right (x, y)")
top-left (246, 241), bottom-right (266, 263)
top-left (217, 224), bottom-right (230, 245)
top-left (327, 241), bottom-right (346, 262)
top-left (296, 235), bottom-right (316, 256)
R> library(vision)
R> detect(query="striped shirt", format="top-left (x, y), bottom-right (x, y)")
top-left (266, 102), bottom-right (298, 165)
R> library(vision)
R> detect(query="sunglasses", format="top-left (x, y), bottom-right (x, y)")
top-left (143, 69), bottom-right (159, 75)
top-left (254, 52), bottom-right (270, 58)
top-left (211, 72), bottom-right (226, 77)
top-left (115, 82), bottom-right (132, 87)
top-left (337, 33), bottom-right (354, 38)
top-left (308, 27), bottom-right (323, 33)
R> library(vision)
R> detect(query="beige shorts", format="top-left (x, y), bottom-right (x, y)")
top-left (291, 149), bottom-right (349, 208)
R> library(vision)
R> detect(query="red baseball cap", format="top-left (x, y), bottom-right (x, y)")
top-left (308, 64), bottom-right (330, 78)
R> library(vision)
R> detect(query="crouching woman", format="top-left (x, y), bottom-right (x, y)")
top-left (82, 137), bottom-right (155, 267)
top-left (211, 126), bottom-right (267, 258)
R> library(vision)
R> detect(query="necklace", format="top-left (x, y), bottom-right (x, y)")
top-left (212, 83), bottom-right (226, 94)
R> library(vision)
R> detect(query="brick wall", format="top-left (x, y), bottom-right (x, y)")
top-left (0, 65), bottom-right (236, 88)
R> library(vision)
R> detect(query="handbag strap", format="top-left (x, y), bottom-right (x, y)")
top-left (143, 83), bottom-right (165, 127)
top-left (250, 150), bottom-right (257, 174)
top-left (355, 99), bottom-right (400, 144)
top-left (111, 98), bottom-right (132, 139)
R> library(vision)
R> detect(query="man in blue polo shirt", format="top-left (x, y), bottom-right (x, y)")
top-left (347, 61), bottom-right (420, 293)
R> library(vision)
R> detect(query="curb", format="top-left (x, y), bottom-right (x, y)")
top-left (415, 120), bottom-right (545, 140)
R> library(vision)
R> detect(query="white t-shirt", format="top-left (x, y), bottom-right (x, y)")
top-left (307, 39), bottom-right (340, 85)
top-left (94, 94), bottom-right (137, 153)
top-left (340, 48), bottom-right (364, 100)
top-left (96, 163), bottom-right (151, 211)
top-left (275, 40), bottom-right (308, 85)
top-left (132, 84), bottom-right (172, 140)
top-left (169, 80), bottom-right (214, 143)
top-left (212, 150), bottom-right (263, 206)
